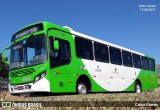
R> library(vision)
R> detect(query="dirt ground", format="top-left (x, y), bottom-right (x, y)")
top-left (1, 78), bottom-right (160, 101)
top-left (1, 87), bottom-right (159, 101)
top-left (1, 88), bottom-right (160, 110)
top-left (0, 79), bottom-right (159, 110)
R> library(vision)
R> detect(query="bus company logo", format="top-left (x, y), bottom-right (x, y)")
top-left (23, 77), bottom-right (31, 82)
top-left (95, 65), bottom-right (102, 72)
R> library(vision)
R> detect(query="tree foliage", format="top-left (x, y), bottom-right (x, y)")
top-left (0, 53), bottom-right (9, 78)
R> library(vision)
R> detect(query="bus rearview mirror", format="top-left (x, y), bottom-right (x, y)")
top-left (2, 46), bottom-right (10, 65)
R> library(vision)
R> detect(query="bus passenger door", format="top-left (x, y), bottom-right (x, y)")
top-left (47, 29), bottom-right (75, 93)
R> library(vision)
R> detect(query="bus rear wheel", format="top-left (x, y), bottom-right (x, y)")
top-left (135, 82), bottom-right (142, 93)
top-left (77, 81), bottom-right (88, 94)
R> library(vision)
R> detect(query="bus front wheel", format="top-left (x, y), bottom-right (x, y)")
top-left (77, 81), bottom-right (88, 94)
top-left (135, 82), bottom-right (142, 93)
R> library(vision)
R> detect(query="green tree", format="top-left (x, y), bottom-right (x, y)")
top-left (0, 53), bottom-right (9, 78)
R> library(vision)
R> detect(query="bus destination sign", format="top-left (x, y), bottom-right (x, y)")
top-left (15, 27), bottom-right (38, 40)
top-left (12, 23), bottom-right (43, 42)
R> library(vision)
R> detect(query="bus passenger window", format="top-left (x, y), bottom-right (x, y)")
top-left (94, 42), bottom-right (109, 63)
top-left (122, 51), bottom-right (133, 67)
top-left (75, 36), bottom-right (93, 60)
top-left (148, 58), bottom-right (155, 71)
top-left (133, 54), bottom-right (142, 69)
top-left (109, 47), bottom-right (122, 65)
top-left (141, 56), bottom-right (149, 70)
top-left (49, 37), bottom-right (71, 67)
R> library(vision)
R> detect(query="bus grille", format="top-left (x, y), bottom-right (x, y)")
top-left (10, 68), bottom-right (35, 78)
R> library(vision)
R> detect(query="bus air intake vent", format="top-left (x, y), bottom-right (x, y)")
top-left (10, 68), bottom-right (35, 78)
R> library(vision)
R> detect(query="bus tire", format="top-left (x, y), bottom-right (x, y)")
top-left (77, 80), bottom-right (88, 94)
top-left (135, 81), bottom-right (142, 93)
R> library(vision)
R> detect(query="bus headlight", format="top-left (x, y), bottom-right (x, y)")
top-left (34, 72), bottom-right (46, 84)
top-left (35, 76), bottom-right (40, 83)
top-left (40, 72), bottom-right (46, 78)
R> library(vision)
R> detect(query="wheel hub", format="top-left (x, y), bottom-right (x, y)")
top-left (78, 83), bottom-right (87, 94)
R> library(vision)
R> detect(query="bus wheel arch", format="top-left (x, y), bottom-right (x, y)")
top-left (135, 79), bottom-right (142, 93)
top-left (76, 75), bottom-right (91, 94)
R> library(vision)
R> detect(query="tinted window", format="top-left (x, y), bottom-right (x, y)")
top-left (133, 54), bottom-right (141, 69)
top-left (122, 51), bottom-right (133, 67)
top-left (148, 59), bottom-right (155, 71)
top-left (109, 47), bottom-right (122, 65)
top-left (75, 37), bottom-right (93, 60)
top-left (50, 37), bottom-right (70, 67)
top-left (94, 42), bottom-right (109, 63)
top-left (141, 56), bottom-right (149, 70)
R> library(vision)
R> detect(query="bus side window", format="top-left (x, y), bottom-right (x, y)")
top-left (75, 36), bottom-right (93, 60)
top-left (141, 56), bottom-right (149, 70)
top-left (122, 51), bottom-right (133, 67)
top-left (109, 47), bottom-right (122, 65)
top-left (94, 42), bottom-right (109, 63)
top-left (132, 54), bottom-right (142, 69)
top-left (148, 58), bottom-right (155, 71)
top-left (49, 37), bottom-right (71, 68)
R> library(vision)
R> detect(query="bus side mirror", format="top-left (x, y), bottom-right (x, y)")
top-left (2, 46), bottom-right (10, 65)
top-left (53, 40), bottom-right (59, 50)
top-left (4, 57), bottom-right (8, 61)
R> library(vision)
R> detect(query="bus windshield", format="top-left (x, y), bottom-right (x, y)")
top-left (10, 35), bottom-right (47, 70)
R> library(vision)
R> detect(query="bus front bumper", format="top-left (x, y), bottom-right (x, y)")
top-left (9, 77), bottom-right (50, 94)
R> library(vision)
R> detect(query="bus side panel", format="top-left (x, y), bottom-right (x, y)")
top-left (124, 82), bottom-right (135, 91)
top-left (47, 29), bottom-right (107, 93)
top-left (81, 59), bottom-right (141, 92)
top-left (137, 69), bottom-right (158, 91)
top-left (47, 29), bottom-right (158, 93)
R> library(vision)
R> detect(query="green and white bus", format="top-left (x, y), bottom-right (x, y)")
top-left (2, 22), bottom-right (158, 95)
